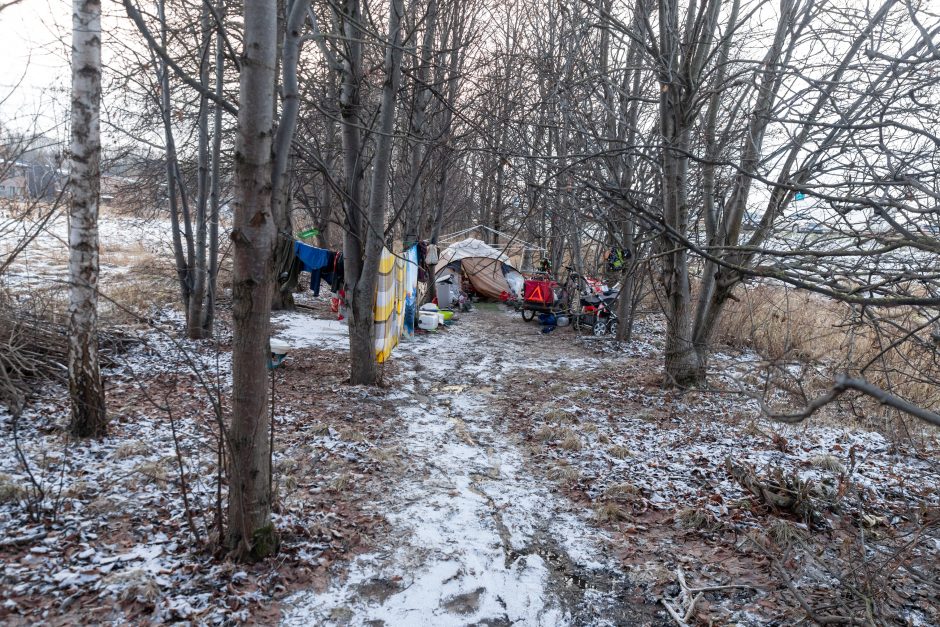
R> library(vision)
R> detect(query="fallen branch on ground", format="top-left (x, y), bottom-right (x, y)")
top-left (725, 457), bottom-right (822, 526)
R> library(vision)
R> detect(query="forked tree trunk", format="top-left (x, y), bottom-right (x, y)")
top-left (156, 0), bottom-right (192, 316)
top-left (68, 0), bottom-right (107, 438)
top-left (689, 0), bottom-right (892, 374)
top-left (343, 0), bottom-right (405, 386)
top-left (227, 0), bottom-right (278, 562)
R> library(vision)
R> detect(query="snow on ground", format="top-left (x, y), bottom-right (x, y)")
top-left (282, 306), bottom-right (937, 625)
top-left (1, 212), bottom-right (174, 285)
top-left (273, 312), bottom-right (350, 352)
top-left (0, 303), bottom-right (383, 624)
top-left (282, 314), bottom-right (644, 626)
top-left (0, 292), bottom-right (936, 625)
top-left (496, 313), bottom-right (939, 624)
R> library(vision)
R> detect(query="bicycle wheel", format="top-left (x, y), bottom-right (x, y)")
top-left (522, 309), bottom-right (535, 322)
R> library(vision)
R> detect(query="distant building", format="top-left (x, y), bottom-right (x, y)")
top-left (0, 161), bottom-right (29, 199)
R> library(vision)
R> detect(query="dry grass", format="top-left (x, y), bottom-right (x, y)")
top-left (338, 426), bottom-right (367, 443)
top-left (558, 429), bottom-right (583, 451)
top-left (309, 422), bottom-right (330, 435)
top-left (113, 440), bottom-right (149, 460)
top-left (369, 446), bottom-right (400, 465)
top-left (533, 425), bottom-right (557, 442)
top-left (547, 463), bottom-right (580, 484)
top-left (715, 286), bottom-right (846, 363)
top-left (330, 472), bottom-right (353, 491)
top-left (767, 519), bottom-right (809, 548)
top-left (0, 473), bottom-right (26, 504)
top-left (810, 454), bottom-right (846, 474)
top-left (99, 254), bottom-right (179, 324)
top-left (64, 480), bottom-right (94, 499)
top-left (715, 283), bottom-right (940, 436)
top-left (604, 481), bottom-right (641, 499)
top-left (595, 501), bottom-right (632, 523)
top-left (607, 444), bottom-right (633, 460)
top-left (676, 506), bottom-right (722, 532)
top-left (544, 407), bottom-right (574, 422)
top-left (133, 459), bottom-right (170, 488)
top-left (104, 568), bottom-right (162, 604)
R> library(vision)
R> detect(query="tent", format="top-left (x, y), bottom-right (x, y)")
top-left (435, 238), bottom-right (524, 300)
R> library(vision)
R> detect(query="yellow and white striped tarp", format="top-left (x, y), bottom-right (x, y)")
top-left (374, 247), bottom-right (407, 363)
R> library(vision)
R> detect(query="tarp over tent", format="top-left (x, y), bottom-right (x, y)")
top-left (435, 238), bottom-right (523, 300)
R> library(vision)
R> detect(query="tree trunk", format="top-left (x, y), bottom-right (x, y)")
top-left (68, 0), bottom-right (106, 438)
top-left (658, 0), bottom-right (702, 387)
top-left (402, 0), bottom-right (438, 247)
top-left (227, 0), bottom-right (278, 562)
top-left (202, 1), bottom-right (224, 335)
top-left (271, 0), bottom-right (312, 312)
top-left (187, 4), bottom-right (212, 338)
top-left (156, 0), bottom-right (192, 315)
top-left (344, 0), bottom-right (405, 386)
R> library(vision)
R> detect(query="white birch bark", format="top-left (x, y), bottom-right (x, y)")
top-left (67, 0), bottom-right (106, 438)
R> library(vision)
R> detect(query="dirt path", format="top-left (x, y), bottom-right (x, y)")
top-left (282, 309), bottom-right (655, 626)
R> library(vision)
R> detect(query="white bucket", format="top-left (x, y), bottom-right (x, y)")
top-left (418, 311), bottom-right (439, 330)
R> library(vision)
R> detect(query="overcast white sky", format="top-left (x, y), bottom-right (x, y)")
top-left (0, 0), bottom-right (72, 138)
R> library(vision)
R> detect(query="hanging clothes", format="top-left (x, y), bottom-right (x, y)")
top-left (320, 251), bottom-right (345, 294)
top-left (373, 246), bottom-right (420, 362)
top-left (277, 237), bottom-right (302, 295)
top-left (295, 241), bottom-right (330, 272)
top-left (294, 242), bottom-right (331, 296)
top-left (403, 245), bottom-right (419, 338)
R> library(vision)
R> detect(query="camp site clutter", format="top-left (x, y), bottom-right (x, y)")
top-left (279, 233), bottom-right (632, 362)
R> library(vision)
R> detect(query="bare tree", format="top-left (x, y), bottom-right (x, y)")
top-left (67, 0), bottom-right (107, 438)
top-left (226, 0), bottom-right (278, 561)
top-left (122, 0), bottom-right (226, 339)
top-left (271, 0), bottom-right (313, 311)
top-left (334, 0), bottom-right (407, 385)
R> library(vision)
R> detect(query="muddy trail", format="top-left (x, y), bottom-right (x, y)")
top-left (282, 309), bottom-right (664, 626)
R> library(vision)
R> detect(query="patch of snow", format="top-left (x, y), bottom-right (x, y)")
top-left (282, 316), bottom-right (624, 625)
top-left (273, 312), bottom-right (349, 352)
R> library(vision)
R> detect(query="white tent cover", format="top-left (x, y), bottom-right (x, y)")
top-left (435, 238), bottom-right (514, 270)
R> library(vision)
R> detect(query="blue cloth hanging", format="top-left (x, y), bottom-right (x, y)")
top-left (294, 242), bottom-right (331, 296)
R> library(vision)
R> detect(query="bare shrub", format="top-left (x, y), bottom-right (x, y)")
top-left (0, 292), bottom-right (136, 409)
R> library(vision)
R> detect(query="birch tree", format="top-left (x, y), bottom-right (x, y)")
top-left (68, 0), bottom-right (107, 438)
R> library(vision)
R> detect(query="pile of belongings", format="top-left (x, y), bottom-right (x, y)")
top-left (416, 303), bottom-right (456, 332)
